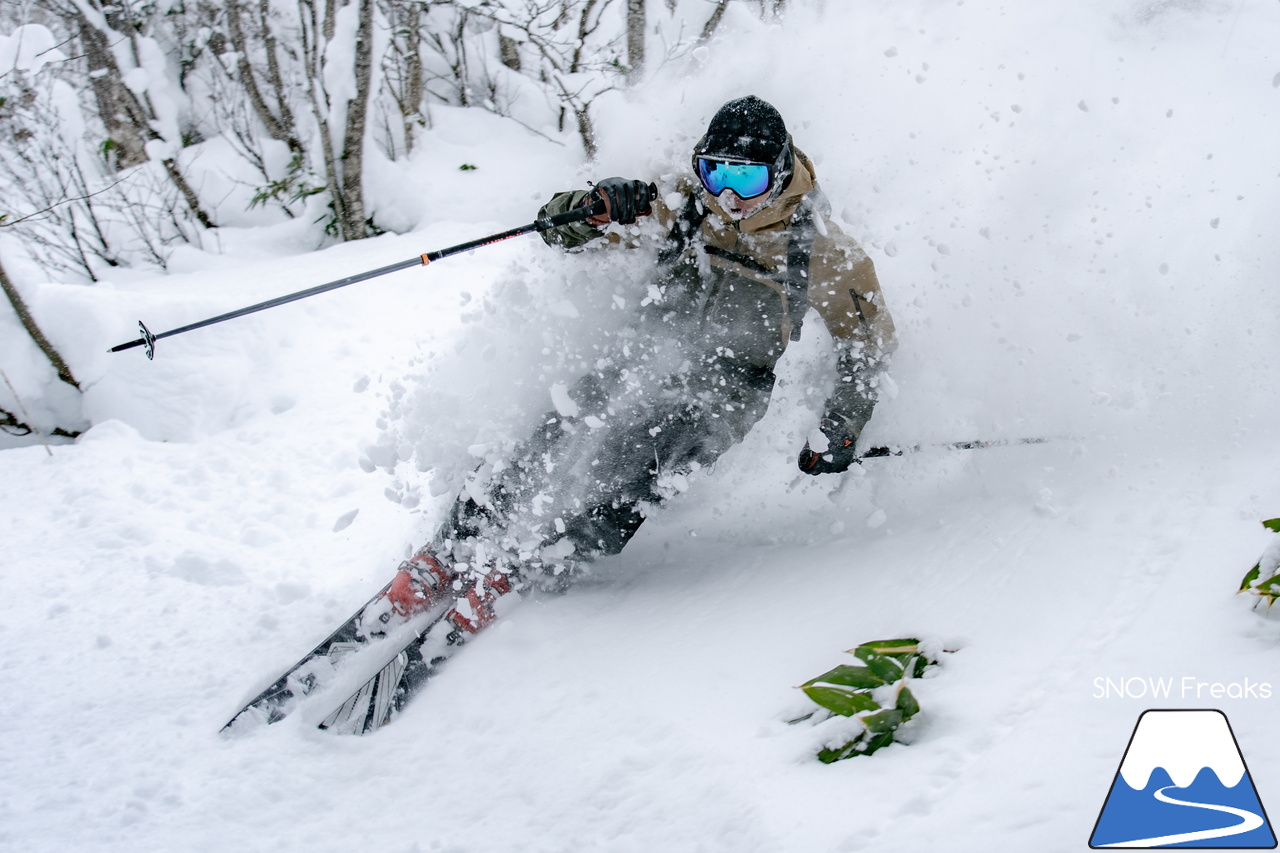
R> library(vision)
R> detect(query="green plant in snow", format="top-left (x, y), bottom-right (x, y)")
top-left (249, 153), bottom-right (326, 216)
top-left (794, 638), bottom-right (937, 763)
top-left (1238, 519), bottom-right (1280, 608)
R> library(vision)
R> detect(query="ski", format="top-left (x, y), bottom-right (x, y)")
top-left (221, 553), bottom-right (456, 733)
top-left (317, 569), bottom-right (516, 735)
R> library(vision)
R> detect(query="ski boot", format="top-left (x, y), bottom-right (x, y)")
top-left (443, 569), bottom-right (517, 640)
top-left (377, 551), bottom-right (456, 624)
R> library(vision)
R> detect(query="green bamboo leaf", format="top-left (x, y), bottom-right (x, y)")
top-left (1263, 518), bottom-right (1280, 533)
top-left (853, 638), bottom-right (921, 656)
top-left (1239, 566), bottom-right (1261, 592)
top-left (801, 685), bottom-right (880, 717)
top-left (818, 735), bottom-right (867, 764)
top-left (910, 654), bottom-right (930, 678)
top-left (865, 731), bottom-right (897, 756)
top-left (801, 665), bottom-right (884, 690)
top-left (852, 649), bottom-right (905, 682)
top-left (896, 684), bottom-right (920, 720)
top-left (861, 708), bottom-right (905, 734)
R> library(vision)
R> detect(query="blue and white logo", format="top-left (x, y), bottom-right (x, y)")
top-left (1090, 709), bottom-right (1276, 848)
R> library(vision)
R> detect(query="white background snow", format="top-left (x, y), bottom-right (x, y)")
top-left (3, 1), bottom-right (1280, 850)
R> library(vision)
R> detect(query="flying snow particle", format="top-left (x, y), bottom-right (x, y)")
top-left (333, 509), bottom-right (359, 532)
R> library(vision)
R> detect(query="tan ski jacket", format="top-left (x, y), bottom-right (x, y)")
top-left (538, 148), bottom-right (896, 433)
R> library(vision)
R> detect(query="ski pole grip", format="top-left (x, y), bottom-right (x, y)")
top-left (535, 182), bottom-right (660, 230)
top-left (536, 199), bottom-right (605, 231)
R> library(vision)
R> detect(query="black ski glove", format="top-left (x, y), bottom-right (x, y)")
top-left (798, 414), bottom-right (861, 475)
top-left (585, 178), bottom-right (655, 225)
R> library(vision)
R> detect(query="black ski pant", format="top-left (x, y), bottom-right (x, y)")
top-left (444, 355), bottom-right (775, 569)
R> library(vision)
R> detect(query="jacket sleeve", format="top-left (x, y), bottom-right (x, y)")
top-left (808, 222), bottom-right (897, 436)
top-left (537, 190), bottom-right (604, 250)
top-left (538, 185), bottom-right (683, 251)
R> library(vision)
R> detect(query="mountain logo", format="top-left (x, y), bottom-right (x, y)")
top-left (1090, 709), bottom-right (1276, 848)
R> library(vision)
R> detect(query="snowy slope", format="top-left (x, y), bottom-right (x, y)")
top-left (2, 2), bottom-right (1280, 851)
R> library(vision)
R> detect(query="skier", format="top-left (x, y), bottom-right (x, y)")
top-left (224, 96), bottom-right (900, 734)
top-left (408, 96), bottom-right (896, 633)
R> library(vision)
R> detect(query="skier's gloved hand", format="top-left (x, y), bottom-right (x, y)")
top-left (584, 178), bottom-right (654, 226)
top-left (798, 414), bottom-right (861, 475)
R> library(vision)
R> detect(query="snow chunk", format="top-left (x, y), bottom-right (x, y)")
top-left (0, 25), bottom-right (63, 73)
top-left (877, 373), bottom-right (899, 400)
top-left (550, 383), bottom-right (579, 417)
top-left (542, 538), bottom-right (576, 561)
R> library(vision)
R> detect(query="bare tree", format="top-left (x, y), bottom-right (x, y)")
top-left (62, 0), bottom-right (217, 230)
top-left (454, 0), bottom-right (624, 159)
top-left (380, 0), bottom-right (428, 156)
top-left (0, 54), bottom-right (200, 277)
top-left (226, 0), bottom-right (303, 154)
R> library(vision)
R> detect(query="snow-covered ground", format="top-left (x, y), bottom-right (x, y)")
top-left (2, 2), bottom-right (1279, 850)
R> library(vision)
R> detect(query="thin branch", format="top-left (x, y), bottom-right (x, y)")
top-left (0, 178), bottom-right (128, 229)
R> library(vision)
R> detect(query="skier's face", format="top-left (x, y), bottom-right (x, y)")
top-left (719, 188), bottom-right (772, 221)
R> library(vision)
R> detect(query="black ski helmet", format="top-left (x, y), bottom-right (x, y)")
top-left (693, 96), bottom-right (794, 192)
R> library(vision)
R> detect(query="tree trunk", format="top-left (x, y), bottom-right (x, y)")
top-left (0, 253), bottom-right (80, 390)
top-left (338, 0), bottom-right (374, 240)
top-left (226, 0), bottom-right (298, 149)
top-left (499, 32), bottom-right (521, 72)
top-left (162, 158), bottom-right (217, 230)
top-left (75, 10), bottom-right (218, 228)
top-left (403, 2), bottom-right (425, 153)
top-left (259, 0), bottom-right (301, 152)
top-left (700, 0), bottom-right (733, 41)
top-left (575, 105), bottom-right (597, 160)
top-left (626, 0), bottom-right (645, 83)
top-left (78, 13), bottom-right (150, 170)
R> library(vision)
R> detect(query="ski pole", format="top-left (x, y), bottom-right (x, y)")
top-left (108, 187), bottom-right (652, 360)
top-left (858, 437), bottom-right (1058, 460)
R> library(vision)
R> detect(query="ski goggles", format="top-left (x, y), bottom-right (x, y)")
top-left (695, 157), bottom-right (774, 200)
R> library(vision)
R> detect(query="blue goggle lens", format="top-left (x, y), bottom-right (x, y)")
top-left (696, 158), bottom-right (772, 200)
